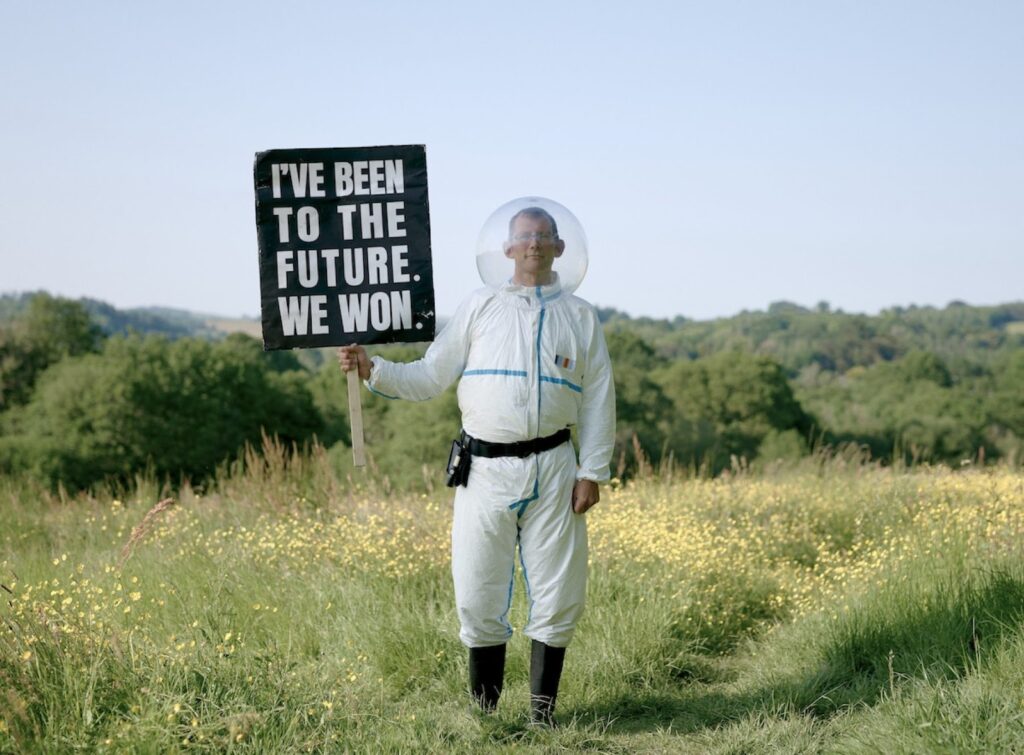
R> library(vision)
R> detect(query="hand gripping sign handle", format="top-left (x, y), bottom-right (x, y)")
top-left (347, 370), bottom-right (367, 467)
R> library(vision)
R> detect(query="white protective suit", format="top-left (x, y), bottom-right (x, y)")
top-left (366, 275), bottom-right (616, 648)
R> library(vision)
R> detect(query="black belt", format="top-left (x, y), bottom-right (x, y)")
top-left (464, 428), bottom-right (571, 459)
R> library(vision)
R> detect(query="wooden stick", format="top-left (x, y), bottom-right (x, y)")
top-left (347, 369), bottom-right (366, 467)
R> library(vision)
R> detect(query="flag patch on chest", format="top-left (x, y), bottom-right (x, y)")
top-left (554, 355), bottom-right (576, 370)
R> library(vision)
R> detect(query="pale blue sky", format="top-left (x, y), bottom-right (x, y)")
top-left (2, 1), bottom-right (1021, 321)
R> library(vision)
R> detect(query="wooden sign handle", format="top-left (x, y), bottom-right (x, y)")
top-left (347, 370), bottom-right (366, 467)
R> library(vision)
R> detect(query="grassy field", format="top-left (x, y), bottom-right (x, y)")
top-left (2, 454), bottom-right (1024, 753)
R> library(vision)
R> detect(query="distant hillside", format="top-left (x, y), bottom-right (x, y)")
top-left (0, 292), bottom-right (260, 340)
top-left (2, 290), bottom-right (1022, 484)
top-left (3, 291), bottom-right (1022, 377)
top-left (598, 299), bottom-right (1024, 379)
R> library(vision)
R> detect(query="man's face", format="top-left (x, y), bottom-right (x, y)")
top-left (504, 214), bottom-right (564, 283)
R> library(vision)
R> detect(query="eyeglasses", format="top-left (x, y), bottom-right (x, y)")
top-left (511, 232), bottom-right (558, 243)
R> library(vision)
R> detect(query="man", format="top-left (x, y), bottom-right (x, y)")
top-left (338, 203), bottom-right (615, 725)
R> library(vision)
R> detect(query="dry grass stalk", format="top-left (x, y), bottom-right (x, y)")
top-left (118, 497), bottom-right (176, 569)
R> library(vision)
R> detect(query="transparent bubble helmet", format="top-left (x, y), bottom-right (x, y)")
top-left (475, 196), bottom-right (588, 295)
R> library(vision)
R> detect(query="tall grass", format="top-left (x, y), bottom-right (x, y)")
top-left (2, 454), bottom-right (1023, 753)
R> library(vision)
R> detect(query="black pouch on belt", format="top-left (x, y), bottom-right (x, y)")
top-left (445, 431), bottom-right (471, 488)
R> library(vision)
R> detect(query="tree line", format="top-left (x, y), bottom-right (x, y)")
top-left (1, 292), bottom-right (1021, 492)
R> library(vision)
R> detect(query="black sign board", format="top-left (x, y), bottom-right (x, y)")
top-left (254, 145), bottom-right (435, 350)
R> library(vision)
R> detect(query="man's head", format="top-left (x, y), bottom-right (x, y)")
top-left (504, 207), bottom-right (565, 285)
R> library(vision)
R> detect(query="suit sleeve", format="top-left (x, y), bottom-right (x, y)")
top-left (576, 311), bottom-right (616, 482)
top-left (365, 295), bottom-right (476, 401)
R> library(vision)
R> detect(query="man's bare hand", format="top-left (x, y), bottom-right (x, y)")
top-left (336, 345), bottom-right (371, 381)
top-left (572, 479), bottom-right (600, 514)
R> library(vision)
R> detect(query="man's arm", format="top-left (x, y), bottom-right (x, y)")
top-left (337, 294), bottom-right (478, 401)
top-left (574, 309), bottom-right (616, 512)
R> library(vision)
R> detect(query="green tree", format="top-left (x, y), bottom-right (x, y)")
top-left (878, 349), bottom-right (953, 387)
top-left (604, 329), bottom-right (673, 474)
top-left (799, 350), bottom-right (995, 464)
top-left (366, 386), bottom-right (461, 488)
top-left (1, 334), bottom-right (321, 489)
top-left (654, 352), bottom-right (813, 473)
top-left (986, 350), bottom-right (1024, 461)
top-left (0, 293), bottom-right (104, 409)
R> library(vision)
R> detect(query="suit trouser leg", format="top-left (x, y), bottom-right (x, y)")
top-left (518, 443), bottom-right (587, 722)
top-left (451, 463), bottom-right (521, 708)
top-left (518, 443), bottom-right (588, 649)
top-left (451, 474), bottom-right (519, 647)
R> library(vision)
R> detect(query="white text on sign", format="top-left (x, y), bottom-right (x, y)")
top-left (277, 292), bottom-right (416, 336)
top-left (270, 161), bottom-right (405, 199)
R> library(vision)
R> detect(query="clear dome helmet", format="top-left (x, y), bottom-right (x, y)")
top-left (475, 196), bottom-right (588, 295)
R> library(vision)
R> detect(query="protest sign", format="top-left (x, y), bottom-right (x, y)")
top-left (254, 145), bottom-right (436, 350)
top-left (254, 145), bottom-right (436, 465)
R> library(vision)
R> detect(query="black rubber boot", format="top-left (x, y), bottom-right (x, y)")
top-left (530, 640), bottom-right (566, 726)
top-left (468, 643), bottom-right (506, 712)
